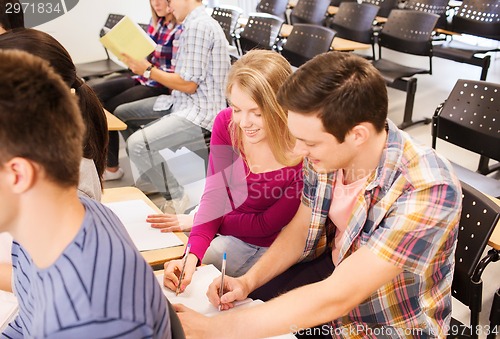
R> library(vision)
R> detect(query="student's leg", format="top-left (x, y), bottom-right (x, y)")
top-left (202, 236), bottom-right (268, 277)
top-left (127, 109), bottom-right (207, 200)
top-left (90, 75), bottom-right (136, 110)
top-left (249, 251), bottom-right (334, 301)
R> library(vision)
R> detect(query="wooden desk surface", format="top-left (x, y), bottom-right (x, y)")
top-left (102, 187), bottom-right (188, 266)
top-left (488, 196), bottom-right (500, 250)
top-left (279, 24), bottom-right (370, 51)
top-left (105, 109), bottom-right (127, 131)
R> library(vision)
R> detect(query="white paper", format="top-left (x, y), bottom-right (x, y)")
top-left (0, 290), bottom-right (18, 332)
top-left (104, 200), bottom-right (183, 251)
top-left (156, 265), bottom-right (296, 338)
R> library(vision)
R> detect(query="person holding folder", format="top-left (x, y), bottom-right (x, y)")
top-left (175, 52), bottom-right (462, 338)
top-left (162, 50), bottom-right (303, 293)
top-left (91, 0), bottom-right (181, 182)
top-left (116, 0), bottom-right (231, 214)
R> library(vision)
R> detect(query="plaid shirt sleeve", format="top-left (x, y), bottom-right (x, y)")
top-left (365, 182), bottom-right (461, 275)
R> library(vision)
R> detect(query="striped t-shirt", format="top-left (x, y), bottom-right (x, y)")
top-left (2, 196), bottom-right (171, 339)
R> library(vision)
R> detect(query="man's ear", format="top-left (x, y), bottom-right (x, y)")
top-left (5, 157), bottom-right (37, 194)
top-left (348, 124), bottom-right (370, 146)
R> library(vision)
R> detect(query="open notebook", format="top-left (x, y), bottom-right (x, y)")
top-left (104, 199), bottom-right (183, 251)
top-left (0, 290), bottom-right (18, 332)
top-left (156, 265), bottom-right (296, 338)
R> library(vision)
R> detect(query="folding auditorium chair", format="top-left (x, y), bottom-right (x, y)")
top-left (279, 24), bottom-right (336, 68)
top-left (432, 79), bottom-right (500, 198)
top-left (326, 2), bottom-right (379, 59)
top-left (289, 0), bottom-right (331, 25)
top-left (371, 9), bottom-right (438, 129)
top-left (235, 13), bottom-right (284, 55)
top-left (75, 14), bottom-right (128, 80)
top-left (432, 0), bottom-right (500, 175)
top-left (433, 0), bottom-right (500, 82)
top-left (487, 288), bottom-right (499, 339)
top-left (447, 181), bottom-right (500, 339)
top-left (210, 6), bottom-right (243, 46)
top-left (255, 0), bottom-right (289, 22)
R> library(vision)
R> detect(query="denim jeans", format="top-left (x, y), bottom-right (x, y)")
top-left (124, 97), bottom-right (208, 200)
top-left (202, 235), bottom-right (268, 277)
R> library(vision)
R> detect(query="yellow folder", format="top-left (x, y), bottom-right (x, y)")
top-left (99, 16), bottom-right (156, 61)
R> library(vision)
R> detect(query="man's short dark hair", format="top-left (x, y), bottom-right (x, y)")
top-left (277, 52), bottom-right (388, 142)
top-left (0, 49), bottom-right (84, 186)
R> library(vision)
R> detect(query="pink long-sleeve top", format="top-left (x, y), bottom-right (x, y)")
top-left (189, 108), bottom-right (303, 261)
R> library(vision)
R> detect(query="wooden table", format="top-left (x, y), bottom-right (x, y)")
top-left (279, 24), bottom-right (371, 51)
top-left (105, 109), bottom-right (127, 131)
top-left (488, 196), bottom-right (500, 250)
top-left (102, 187), bottom-right (188, 266)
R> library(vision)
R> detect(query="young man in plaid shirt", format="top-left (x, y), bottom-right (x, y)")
top-left (175, 52), bottom-right (462, 338)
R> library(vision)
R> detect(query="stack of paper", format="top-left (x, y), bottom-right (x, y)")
top-left (0, 291), bottom-right (18, 332)
top-left (156, 265), bottom-right (296, 338)
top-left (104, 199), bottom-right (183, 251)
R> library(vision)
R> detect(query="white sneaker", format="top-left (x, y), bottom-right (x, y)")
top-left (103, 168), bottom-right (124, 181)
top-left (161, 193), bottom-right (190, 214)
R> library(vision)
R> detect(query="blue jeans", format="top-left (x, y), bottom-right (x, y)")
top-left (122, 97), bottom-right (208, 200)
top-left (202, 235), bottom-right (268, 277)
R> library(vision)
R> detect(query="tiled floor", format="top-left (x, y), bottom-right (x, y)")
top-left (105, 45), bottom-right (500, 337)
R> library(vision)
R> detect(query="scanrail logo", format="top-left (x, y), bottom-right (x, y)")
top-left (4, 0), bottom-right (79, 27)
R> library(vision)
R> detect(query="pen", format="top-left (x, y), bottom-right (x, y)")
top-left (176, 243), bottom-right (191, 296)
top-left (218, 252), bottom-right (227, 311)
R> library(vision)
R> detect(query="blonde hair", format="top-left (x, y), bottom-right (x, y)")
top-left (150, 0), bottom-right (176, 28)
top-left (227, 50), bottom-right (301, 167)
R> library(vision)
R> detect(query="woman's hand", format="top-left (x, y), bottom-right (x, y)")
top-left (147, 213), bottom-right (194, 232)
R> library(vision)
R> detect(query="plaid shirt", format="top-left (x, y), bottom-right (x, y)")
top-left (135, 17), bottom-right (179, 87)
top-left (168, 5), bottom-right (230, 131)
top-left (301, 120), bottom-right (462, 338)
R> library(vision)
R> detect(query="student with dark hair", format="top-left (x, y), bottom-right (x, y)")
top-left (0, 0), bottom-right (24, 33)
top-left (0, 28), bottom-right (108, 200)
top-left (0, 28), bottom-right (109, 293)
top-left (176, 52), bottom-right (462, 339)
top-left (0, 49), bottom-right (171, 338)
top-left (90, 0), bottom-right (180, 181)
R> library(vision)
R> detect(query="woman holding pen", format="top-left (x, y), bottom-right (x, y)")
top-left (163, 50), bottom-right (303, 293)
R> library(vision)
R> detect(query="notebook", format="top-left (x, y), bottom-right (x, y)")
top-left (104, 199), bottom-right (183, 251)
top-left (0, 290), bottom-right (18, 332)
top-left (100, 16), bottom-right (156, 61)
top-left (156, 265), bottom-right (296, 338)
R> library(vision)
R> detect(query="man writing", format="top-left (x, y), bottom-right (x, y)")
top-left (175, 52), bottom-right (462, 338)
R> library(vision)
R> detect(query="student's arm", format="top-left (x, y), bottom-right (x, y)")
top-left (176, 246), bottom-right (403, 338)
top-left (121, 53), bottom-right (198, 94)
top-left (0, 263), bottom-right (12, 292)
top-left (219, 171), bottom-right (303, 238)
top-left (205, 201), bottom-right (312, 307)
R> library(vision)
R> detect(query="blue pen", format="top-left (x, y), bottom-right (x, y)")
top-left (218, 252), bottom-right (227, 311)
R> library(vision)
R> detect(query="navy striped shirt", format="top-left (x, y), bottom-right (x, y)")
top-left (2, 197), bottom-right (171, 339)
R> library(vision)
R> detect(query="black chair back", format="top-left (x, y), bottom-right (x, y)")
top-left (403, 0), bottom-right (449, 28)
top-left (432, 79), bottom-right (500, 163)
top-left (280, 24), bottom-right (336, 67)
top-left (362, 0), bottom-right (398, 18)
top-left (451, 0), bottom-right (500, 40)
top-left (211, 6), bottom-right (243, 45)
top-left (378, 9), bottom-right (439, 56)
top-left (448, 181), bottom-right (500, 339)
top-left (329, 2), bottom-right (379, 44)
top-left (290, 0), bottom-right (331, 25)
top-left (238, 13), bottom-right (284, 54)
top-left (256, 0), bottom-right (289, 21)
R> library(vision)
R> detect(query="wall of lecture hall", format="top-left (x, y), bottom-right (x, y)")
top-left (36, 0), bottom-right (258, 65)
